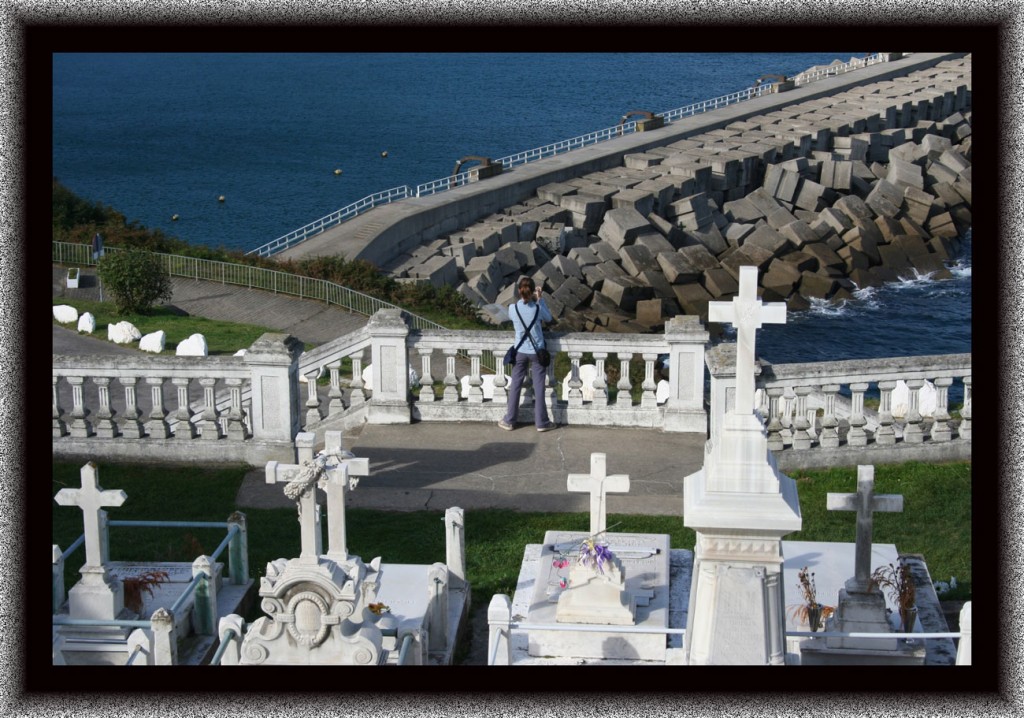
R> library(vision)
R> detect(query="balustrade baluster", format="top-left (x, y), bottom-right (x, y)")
top-left (592, 353), bottom-right (608, 404)
top-left (765, 387), bottom-right (785, 451)
top-left (304, 370), bottom-right (322, 426)
top-left (567, 352), bottom-right (584, 406)
top-left (641, 353), bottom-right (658, 409)
top-left (491, 356), bottom-right (508, 403)
top-left (780, 392), bottom-right (794, 446)
top-left (199, 378), bottom-right (224, 440)
top-left (903, 378), bottom-right (926, 444)
top-left (819, 383), bottom-right (841, 448)
top-left (66, 376), bottom-right (91, 437)
top-left (791, 385), bottom-right (815, 450)
top-left (959, 375), bottom-right (971, 439)
top-left (931, 377), bottom-right (953, 442)
top-left (442, 349), bottom-right (459, 403)
top-left (146, 377), bottom-right (171, 438)
top-left (224, 378), bottom-right (248, 440)
top-left (349, 353), bottom-right (366, 406)
top-left (847, 382), bottom-right (870, 447)
top-left (616, 354), bottom-right (633, 408)
top-left (875, 380), bottom-right (897, 445)
top-left (172, 377), bottom-right (196, 439)
top-left (417, 349), bottom-right (436, 402)
top-left (91, 377), bottom-right (117, 438)
top-left (120, 377), bottom-right (144, 439)
top-left (467, 350), bottom-right (484, 404)
top-left (53, 376), bottom-right (68, 437)
top-left (327, 361), bottom-right (346, 413)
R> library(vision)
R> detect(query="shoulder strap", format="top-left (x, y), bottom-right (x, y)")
top-left (514, 304), bottom-right (540, 351)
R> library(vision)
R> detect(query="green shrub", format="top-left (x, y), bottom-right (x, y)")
top-left (96, 248), bottom-right (173, 315)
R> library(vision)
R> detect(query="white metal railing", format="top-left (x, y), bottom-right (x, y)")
top-left (248, 53), bottom-right (885, 258)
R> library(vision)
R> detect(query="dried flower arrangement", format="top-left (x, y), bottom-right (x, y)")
top-left (122, 570), bottom-right (170, 614)
top-left (368, 602), bottom-right (391, 615)
top-left (786, 566), bottom-right (835, 630)
top-left (870, 560), bottom-right (916, 611)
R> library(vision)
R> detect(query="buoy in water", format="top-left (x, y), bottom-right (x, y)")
top-left (171, 214), bottom-right (180, 221)
top-left (380, 150), bottom-right (388, 158)
top-left (218, 195), bottom-right (225, 202)
top-left (334, 168), bottom-right (343, 175)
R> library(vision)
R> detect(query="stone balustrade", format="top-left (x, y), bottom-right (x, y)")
top-left (54, 310), bottom-right (970, 469)
top-left (706, 344), bottom-right (972, 470)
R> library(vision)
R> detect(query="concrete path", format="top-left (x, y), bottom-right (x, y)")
top-left (53, 264), bottom-right (707, 515)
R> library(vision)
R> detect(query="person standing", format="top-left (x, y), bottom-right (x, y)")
top-left (499, 276), bottom-right (555, 432)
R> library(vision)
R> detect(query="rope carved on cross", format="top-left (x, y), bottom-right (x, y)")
top-left (284, 451), bottom-right (360, 507)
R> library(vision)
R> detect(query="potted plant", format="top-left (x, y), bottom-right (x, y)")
top-left (870, 559), bottom-right (917, 632)
top-left (789, 566), bottom-right (829, 632)
top-left (66, 267), bottom-right (80, 289)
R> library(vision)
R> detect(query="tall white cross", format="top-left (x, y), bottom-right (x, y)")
top-left (55, 462), bottom-right (127, 577)
top-left (827, 465), bottom-right (904, 593)
top-left (708, 265), bottom-right (786, 416)
top-left (567, 453), bottom-right (630, 536)
top-left (266, 432), bottom-right (368, 564)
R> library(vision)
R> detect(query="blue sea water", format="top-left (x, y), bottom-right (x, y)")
top-left (52, 52), bottom-right (971, 364)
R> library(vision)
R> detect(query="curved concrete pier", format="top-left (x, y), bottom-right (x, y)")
top-left (278, 53), bottom-right (966, 269)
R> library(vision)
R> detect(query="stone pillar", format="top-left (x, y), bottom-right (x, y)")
top-left (366, 309), bottom-right (411, 424)
top-left (931, 377), bottom-right (953, 442)
top-left (242, 333), bottom-right (304, 444)
top-left (53, 375), bottom-right (68, 437)
top-left (466, 350), bottom-right (484, 403)
top-left (199, 377), bottom-right (224, 440)
top-left (227, 511), bottom-right (249, 585)
top-left (119, 377), bottom-right (144, 438)
top-left (304, 369), bottom-right (323, 426)
top-left (640, 352), bottom-right (659, 409)
top-left (663, 315), bottom-right (710, 432)
top-left (956, 601), bottom-right (972, 665)
top-left (819, 383), bottom-right (841, 448)
top-left (765, 387), bottom-right (785, 451)
top-left (224, 378), bottom-right (248, 440)
top-left (791, 385), bottom-right (815, 449)
top-left (327, 360), bottom-right (347, 413)
top-left (416, 349), bottom-right (437, 402)
top-left (487, 594), bottom-right (513, 666)
top-left (442, 348), bottom-right (460, 403)
top-left (150, 607), bottom-right (178, 666)
top-left (146, 377), bottom-right (171, 439)
top-left (847, 382), bottom-right (870, 447)
top-left (427, 563), bottom-right (449, 653)
top-left (192, 555), bottom-right (217, 636)
top-left (567, 351), bottom-right (584, 406)
top-left (444, 507), bottom-right (466, 590)
top-left (349, 351), bottom-right (367, 406)
top-left (67, 376), bottom-right (92, 438)
top-left (92, 377), bottom-right (117, 438)
top-left (903, 378), bottom-right (926, 443)
top-left (172, 377), bottom-right (196, 439)
top-left (592, 353), bottom-right (609, 404)
top-left (959, 375), bottom-right (971, 440)
top-left (615, 353), bottom-right (633, 408)
top-left (126, 628), bottom-right (153, 665)
top-left (491, 357), bottom-right (508, 402)
top-left (876, 380), bottom-right (897, 445)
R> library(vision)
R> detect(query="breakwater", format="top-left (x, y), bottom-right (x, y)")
top-left (283, 52), bottom-right (970, 333)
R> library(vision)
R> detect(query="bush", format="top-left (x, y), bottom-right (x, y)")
top-left (96, 249), bottom-right (173, 315)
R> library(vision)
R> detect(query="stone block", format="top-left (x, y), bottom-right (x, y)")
top-left (837, 244), bottom-right (870, 272)
top-left (410, 254), bottom-right (459, 288)
top-left (547, 254), bottom-right (584, 281)
top-left (443, 241), bottom-right (477, 268)
top-left (589, 240), bottom-right (620, 263)
top-left (517, 219), bottom-right (540, 244)
top-left (636, 268), bottom-right (677, 301)
top-left (778, 249), bottom-right (819, 274)
top-left (597, 207), bottom-right (654, 249)
top-left (646, 212), bottom-right (686, 248)
top-left (176, 333), bottom-right (208, 356)
top-left (657, 251), bottom-right (702, 284)
top-left (762, 258), bottom-right (801, 296)
top-left (898, 215), bottom-right (929, 239)
top-left (802, 241), bottom-right (846, 271)
top-left (531, 242), bottom-right (554, 269)
top-left (908, 251), bottom-right (947, 275)
top-left (834, 194), bottom-right (875, 224)
top-left (798, 271), bottom-right (837, 300)
top-left (609, 188), bottom-right (656, 217)
top-left (723, 222), bottom-right (756, 246)
top-left (777, 219), bottom-right (820, 250)
top-left (139, 330), bottom-right (166, 354)
top-left (633, 233), bottom-right (676, 256)
top-left (619, 244), bottom-right (660, 277)
top-left (466, 271), bottom-right (499, 303)
top-left (877, 242), bottom-right (913, 272)
top-left (929, 181), bottom-right (966, 210)
top-left (763, 164), bottom-right (801, 204)
top-left (623, 152), bottom-right (664, 170)
top-left (886, 156), bottom-right (925, 191)
top-left (600, 275), bottom-right (653, 312)
top-left (635, 298), bottom-right (664, 327)
top-left (874, 215), bottom-right (904, 244)
top-left (926, 211), bottom-right (960, 239)
top-left (794, 179), bottom-right (830, 212)
top-left (666, 160), bottom-right (713, 193)
top-left (722, 196), bottom-right (765, 224)
top-left (766, 205), bottom-right (798, 230)
top-left (819, 159), bottom-right (853, 191)
top-left (682, 223), bottom-right (729, 256)
top-left (745, 187), bottom-right (783, 217)
top-left (568, 246), bottom-right (601, 268)
top-left (457, 282), bottom-right (488, 307)
top-left (672, 281), bottom-right (714, 317)
top-left (702, 266), bottom-right (739, 299)
top-left (536, 182), bottom-right (578, 204)
top-left (634, 178), bottom-right (678, 216)
top-left (742, 224), bottom-right (791, 256)
top-left (561, 194), bottom-right (608, 233)
top-left (552, 276), bottom-right (592, 311)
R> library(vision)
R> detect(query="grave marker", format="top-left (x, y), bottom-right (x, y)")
top-left (566, 453), bottom-right (629, 536)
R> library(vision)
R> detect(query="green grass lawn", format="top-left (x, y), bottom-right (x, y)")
top-left (52, 459), bottom-right (972, 627)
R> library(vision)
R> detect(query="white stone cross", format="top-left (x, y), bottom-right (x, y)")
top-left (567, 453), bottom-right (630, 536)
top-left (54, 462), bottom-right (126, 575)
top-left (827, 465), bottom-right (904, 593)
top-left (708, 265), bottom-right (786, 417)
top-left (266, 432), bottom-right (368, 565)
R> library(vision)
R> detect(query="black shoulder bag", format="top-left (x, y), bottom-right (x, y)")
top-left (513, 304), bottom-right (551, 368)
top-left (503, 304), bottom-right (539, 366)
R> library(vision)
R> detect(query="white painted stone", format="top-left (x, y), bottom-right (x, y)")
top-left (138, 330), bottom-right (166, 354)
top-left (362, 363), bottom-right (419, 391)
top-left (657, 379), bottom-right (670, 404)
top-left (175, 333), bottom-right (208, 356)
top-left (53, 304), bottom-right (79, 324)
top-left (77, 312), bottom-right (96, 334)
top-left (460, 374), bottom-right (496, 400)
top-left (891, 379), bottom-right (937, 418)
top-left (561, 364), bottom-right (598, 401)
top-left (233, 349), bottom-right (247, 357)
top-left (107, 321), bottom-right (141, 345)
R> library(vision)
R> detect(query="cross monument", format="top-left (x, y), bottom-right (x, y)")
top-left (567, 452), bottom-right (629, 535)
top-left (708, 265), bottom-right (786, 417)
top-left (827, 464), bottom-right (904, 593)
top-left (55, 462), bottom-right (127, 580)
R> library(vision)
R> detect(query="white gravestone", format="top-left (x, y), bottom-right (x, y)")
top-left (683, 265), bottom-right (802, 665)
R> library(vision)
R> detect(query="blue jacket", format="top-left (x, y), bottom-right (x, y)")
top-left (509, 299), bottom-right (551, 354)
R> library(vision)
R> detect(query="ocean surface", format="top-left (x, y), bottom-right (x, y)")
top-left (52, 52), bottom-right (972, 365)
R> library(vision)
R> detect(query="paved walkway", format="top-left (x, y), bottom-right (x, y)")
top-left (53, 264), bottom-right (706, 516)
